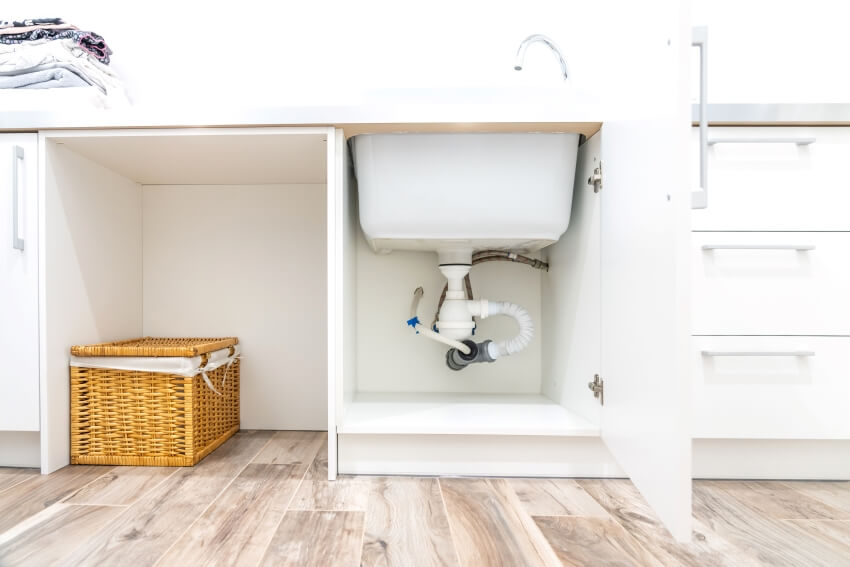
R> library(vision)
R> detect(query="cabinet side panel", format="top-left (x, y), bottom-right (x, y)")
top-left (326, 127), bottom-right (352, 479)
top-left (42, 140), bottom-right (143, 473)
top-left (541, 132), bottom-right (601, 425)
top-left (342, 132), bottom-right (357, 411)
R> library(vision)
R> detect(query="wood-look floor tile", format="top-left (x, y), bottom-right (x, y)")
top-left (782, 481), bottom-right (850, 516)
top-left (289, 440), bottom-right (370, 511)
top-left (260, 510), bottom-right (364, 567)
top-left (361, 477), bottom-right (459, 567)
top-left (0, 468), bottom-right (38, 494)
top-left (0, 503), bottom-right (124, 566)
top-left (290, 476), bottom-right (371, 512)
top-left (0, 465), bottom-right (111, 535)
top-left (64, 466), bottom-right (176, 506)
top-left (579, 479), bottom-right (759, 567)
top-left (509, 478), bottom-right (610, 517)
top-left (705, 480), bottom-right (849, 520)
top-left (58, 430), bottom-right (274, 567)
top-left (158, 463), bottom-right (303, 567)
top-left (302, 438), bottom-right (330, 479)
top-left (783, 520), bottom-right (850, 560)
top-left (534, 515), bottom-right (662, 567)
top-left (440, 478), bottom-right (561, 567)
top-left (252, 430), bottom-right (324, 469)
top-left (693, 482), bottom-right (850, 567)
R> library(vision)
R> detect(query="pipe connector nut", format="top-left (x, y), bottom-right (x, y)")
top-left (446, 340), bottom-right (497, 371)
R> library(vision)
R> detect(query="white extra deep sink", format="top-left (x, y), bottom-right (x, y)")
top-left (351, 132), bottom-right (579, 254)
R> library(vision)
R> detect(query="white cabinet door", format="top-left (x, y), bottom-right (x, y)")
top-left (598, 6), bottom-right (692, 542)
top-left (0, 134), bottom-right (39, 431)
top-left (601, 119), bottom-right (692, 542)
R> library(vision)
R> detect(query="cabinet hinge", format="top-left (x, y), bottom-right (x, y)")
top-left (587, 161), bottom-right (602, 193)
top-left (588, 374), bottom-right (604, 405)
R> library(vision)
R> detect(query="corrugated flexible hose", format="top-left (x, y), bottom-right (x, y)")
top-left (487, 301), bottom-right (534, 357)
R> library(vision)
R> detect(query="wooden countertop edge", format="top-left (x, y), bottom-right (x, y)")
top-left (1, 121), bottom-right (603, 138)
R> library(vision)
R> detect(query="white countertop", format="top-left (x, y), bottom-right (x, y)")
top-left (0, 87), bottom-right (610, 132)
top-left (10, 91), bottom-right (844, 132)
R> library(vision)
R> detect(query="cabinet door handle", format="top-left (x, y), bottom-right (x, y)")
top-left (691, 26), bottom-right (708, 210)
top-left (701, 350), bottom-right (815, 357)
top-left (708, 137), bottom-right (816, 146)
top-left (702, 244), bottom-right (815, 251)
top-left (11, 145), bottom-right (24, 251)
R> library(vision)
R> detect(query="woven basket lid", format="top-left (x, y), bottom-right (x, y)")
top-left (70, 337), bottom-right (238, 357)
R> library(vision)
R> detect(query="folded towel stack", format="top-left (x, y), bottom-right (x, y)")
top-left (0, 17), bottom-right (130, 109)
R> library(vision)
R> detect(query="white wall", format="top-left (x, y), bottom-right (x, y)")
top-left (17, 1), bottom-right (843, 106)
top-left (692, 0), bottom-right (850, 103)
top-left (17, 0), bottom-right (682, 112)
top-left (143, 184), bottom-right (327, 430)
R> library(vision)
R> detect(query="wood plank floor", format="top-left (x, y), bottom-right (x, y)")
top-left (0, 432), bottom-right (848, 567)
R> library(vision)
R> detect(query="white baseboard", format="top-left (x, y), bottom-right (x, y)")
top-left (0, 431), bottom-right (40, 468)
top-left (337, 434), bottom-right (625, 478)
top-left (693, 439), bottom-right (850, 480)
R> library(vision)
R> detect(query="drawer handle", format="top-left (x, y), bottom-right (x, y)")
top-left (12, 145), bottom-right (24, 251)
top-left (701, 350), bottom-right (815, 357)
top-left (702, 244), bottom-right (815, 251)
top-left (707, 137), bottom-right (816, 145)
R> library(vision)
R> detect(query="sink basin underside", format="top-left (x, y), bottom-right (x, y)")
top-left (353, 132), bottom-right (580, 254)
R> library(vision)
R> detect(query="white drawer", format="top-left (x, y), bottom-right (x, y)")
top-left (692, 336), bottom-right (850, 439)
top-left (692, 232), bottom-right (850, 335)
top-left (691, 126), bottom-right (850, 231)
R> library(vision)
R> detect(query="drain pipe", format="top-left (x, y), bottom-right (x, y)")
top-left (407, 287), bottom-right (472, 354)
top-left (479, 301), bottom-right (535, 358)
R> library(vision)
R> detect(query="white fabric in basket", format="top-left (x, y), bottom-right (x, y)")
top-left (70, 344), bottom-right (241, 378)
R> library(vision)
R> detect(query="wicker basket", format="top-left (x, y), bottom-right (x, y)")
top-left (70, 337), bottom-right (240, 466)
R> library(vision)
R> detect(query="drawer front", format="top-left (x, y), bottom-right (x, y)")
top-left (692, 232), bottom-right (850, 335)
top-left (691, 126), bottom-right (850, 231)
top-left (692, 336), bottom-right (850, 439)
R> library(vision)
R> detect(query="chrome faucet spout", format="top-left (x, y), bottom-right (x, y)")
top-left (514, 34), bottom-right (568, 80)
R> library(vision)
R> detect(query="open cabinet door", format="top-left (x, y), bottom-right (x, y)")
top-left (598, 2), bottom-right (692, 543)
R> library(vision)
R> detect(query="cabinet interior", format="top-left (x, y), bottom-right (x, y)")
top-left (41, 129), bottom-right (331, 470)
top-left (338, 132), bottom-right (604, 437)
top-left (39, 127), bottom-right (608, 472)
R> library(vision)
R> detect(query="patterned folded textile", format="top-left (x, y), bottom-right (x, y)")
top-left (0, 18), bottom-right (64, 29)
top-left (0, 39), bottom-right (123, 94)
top-left (0, 24), bottom-right (77, 36)
top-left (0, 29), bottom-right (112, 64)
top-left (0, 17), bottom-right (128, 108)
